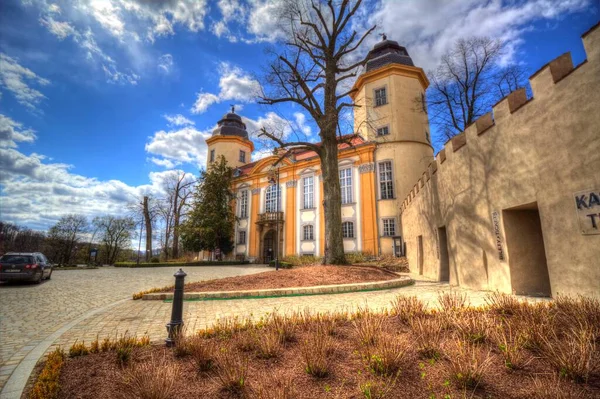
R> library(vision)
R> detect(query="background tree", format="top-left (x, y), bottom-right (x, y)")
top-left (181, 156), bottom-right (237, 257)
top-left (163, 171), bottom-right (195, 259)
top-left (425, 37), bottom-right (528, 143)
top-left (47, 214), bottom-right (88, 265)
top-left (128, 195), bottom-right (158, 261)
top-left (0, 221), bottom-right (46, 254)
top-left (92, 216), bottom-right (135, 265)
top-left (259, 0), bottom-right (375, 264)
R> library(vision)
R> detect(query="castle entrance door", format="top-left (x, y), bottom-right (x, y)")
top-left (263, 230), bottom-right (275, 263)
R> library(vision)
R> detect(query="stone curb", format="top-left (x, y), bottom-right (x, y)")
top-left (142, 276), bottom-right (414, 301)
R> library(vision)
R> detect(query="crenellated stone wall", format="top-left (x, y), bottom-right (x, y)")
top-left (400, 22), bottom-right (600, 298)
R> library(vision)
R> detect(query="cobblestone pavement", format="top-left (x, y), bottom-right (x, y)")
top-left (0, 265), bottom-right (268, 392)
top-left (0, 267), bottom-right (550, 397)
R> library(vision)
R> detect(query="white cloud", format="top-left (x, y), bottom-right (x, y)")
top-left (39, 17), bottom-right (77, 40)
top-left (245, 0), bottom-right (286, 42)
top-left (191, 63), bottom-right (261, 114)
top-left (150, 157), bottom-right (179, 169)
top-left (163, 114), bottom-right (194, 127)
top-left (0, 54), bottom-right (49, 110)
top-left (157, 53), bottom-right (174, 74)
top-left (0, 114), bottom-right (37, 148)
top-left (370, 0), bottom-right (592, 71)
top-left (145, 125), bottom-right (213, 166)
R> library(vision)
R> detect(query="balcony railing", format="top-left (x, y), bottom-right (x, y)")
top-left (257, 212), bottom-right (284, 223)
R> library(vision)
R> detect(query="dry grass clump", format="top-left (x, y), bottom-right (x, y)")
top-left (271, 312), bottom-right (297, 344)
top-left (437, 291), bottom-right (469, 313)
top-left (252, 376), bottom-right (297, 399)
top-left (118, 353), bottom-right (180, 399)
top-left (353, 308), bottom-right (385, 346)
top-left (453, 310), bottom-right (490, 345)
top-left (255, 327), bottom-right (282, 359)
top-left (188, 335), bottom-right (215, 371)
top-left (29, 348), bottom-right (65, 399)
top-left (411, 317), bottom-right (444, 360)
top-left (391, 295), bottom-right (427, 324)
top-left (555, 294), bottom-right (600, 336)
top-left (492, 322), bottom-right (532, 370)
top-left (484, 291), bottom-right (523, 315)
top-left (448, 341), bottom-right (492, 389)
top-left (300, 324), bottom-right (334, 377)
top-left (68, 340), bottom-right (88, 358)
top-left (530, 375), bottom-right (585, 399)
top-left (539, 320), bottom-right (598, 382)
top-left (363, 336), bottom-right (409, 376)
top-left (214, 347), bottom-right (249, 394)
top-left (512, 302), bottom-right (553, 352)
top-left (358, 374), bottom-right (400, 399)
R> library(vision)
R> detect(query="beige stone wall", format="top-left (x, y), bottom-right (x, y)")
top-left (401, 25), bottom-right (600, 298)
top-left (207, 137), bottom-right (254, 169)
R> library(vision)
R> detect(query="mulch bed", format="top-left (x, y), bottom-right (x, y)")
top-left (49, 311), bottom-right (599, 399)
top-left (161, 265), bottom-right (397, 293)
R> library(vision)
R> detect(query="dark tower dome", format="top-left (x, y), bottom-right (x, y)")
top-left (365, 35), bottom-right (414, 72)
top-left (211, 107), bottom-right (249, 139)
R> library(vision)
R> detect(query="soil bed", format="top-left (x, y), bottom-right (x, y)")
top-left (39, 294), bottom-right (600, 399)
top-left (161, 265), bottom-right (397, 293)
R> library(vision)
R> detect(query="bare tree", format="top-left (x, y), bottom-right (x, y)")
top-left (163, 171), bottom-right (195, 259)
top-left (92, 216), bottom-right (135, 265)
top-left (47, 214), bottom-right (88, 265)
top-left (259, 0), bottom-right (375, 264)
top-left (425, 37), bottom-right (528, 143)
top-left (128, 195), bottom-right (159, 261)
top-left (157, 195), bottom-right (175, 260)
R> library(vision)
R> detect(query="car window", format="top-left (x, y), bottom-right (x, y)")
top-left (36, 256), bottom-right (44, 263)
top-left (0, 255), bottom-right (34, 264)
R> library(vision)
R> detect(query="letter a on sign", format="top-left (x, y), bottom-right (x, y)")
top-left (573, 189), bottom-right (600, 235)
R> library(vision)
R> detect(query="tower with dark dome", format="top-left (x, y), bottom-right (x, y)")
top-left (205, 107), bottom-right (254, 169)
top-left (350, 36), bottom-right (433, 257)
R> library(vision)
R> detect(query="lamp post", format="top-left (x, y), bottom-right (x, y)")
top-left (268, 164), bottom-right (281, 271)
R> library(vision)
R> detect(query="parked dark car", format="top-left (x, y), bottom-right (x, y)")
top-left (0, 252), bottom-right (53, 283)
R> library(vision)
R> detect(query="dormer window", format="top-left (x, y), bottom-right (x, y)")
top-left (377, 126), bottom-right (389, 136)
top-left (375, 87), bottom-right (387, 107)
top-left (239, 150), bottom-right (246, 163)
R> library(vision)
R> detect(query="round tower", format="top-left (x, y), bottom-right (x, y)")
top-left (351, 36), bottom-right (433, 256)
top-left (205, 108), bottom-right (254, 169)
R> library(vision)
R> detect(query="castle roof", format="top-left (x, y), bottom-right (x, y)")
top-left (366, 36), bottom-right (414, 72)
top-left (211, 110), bottom-right (249, 139)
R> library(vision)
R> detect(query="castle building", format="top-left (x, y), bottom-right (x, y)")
top-left (206, 23), bottom-right (600, 298)
top-left (206, 37), bottom-right (432, 263)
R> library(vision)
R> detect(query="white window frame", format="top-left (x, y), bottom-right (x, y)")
top-left (239, 190), bottom-right (248, 219)
top-left (382, 218), bottom-right (396, 237)
top-left (376, 126), bottom-right (390, 136)
top-left (303, 225), bottom-right (314, 241)
top-left (239, 150), bottom-right (246, 163)
top-left (374, 87), bottom-right (387, 107)
top-left (303, 176), bottom-right (314, 209)
top-left (238, 230), bottom-right (247, 244)
top-left (342, 221), bottom-right (355, 238)
top-left (340, 168), bottom-right (353, 204)
top-left (265, 184), bottom-right (281, 213)
top-left (378, 161), bottom-right (394, 200)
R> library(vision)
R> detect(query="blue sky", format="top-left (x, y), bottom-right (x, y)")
top-left (0, 0), bottom-right (597, 231)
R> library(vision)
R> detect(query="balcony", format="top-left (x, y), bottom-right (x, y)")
top-left (257, 212), bottom-right (284, 225)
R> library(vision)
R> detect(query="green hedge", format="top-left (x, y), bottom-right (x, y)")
top-left (268, 260), bottom-right (293, 269)
top-left (114, 260), bottom-right (250, 268)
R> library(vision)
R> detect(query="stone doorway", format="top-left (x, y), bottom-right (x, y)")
top-left (438, 227), bottom-right (450, 282)
top-left (502, 203), bottom-right (552, 297)
top-left (263, 229), bottom-right (275, 263)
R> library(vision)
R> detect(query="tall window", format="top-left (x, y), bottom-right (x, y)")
top-left (342, 221), bottom-right (354, 238)
top-left (303, 176), bottom-right (314, 209)
top-left (379, 161), bottom-right (394, 199)
top-left (239, 190), bottom-right (248, 219)
top-left (382, 218), bottom-right (396, 237)
top-left (265, 184), bottom-right (281, 213)
top-left (238, 231), bottom-right (246, 244)
top-left (377, 126), bottom-right (389, 136)
top-left (210, 149), bottom-right (215, 162)
top-left (239, 150), bottom-right (246, 163)
top-left (303, 225), bottom-right (314, 241)
top-left (340, 168), bottom-right (352, 204)
top-left (375, 87), bottom-right (387, 106)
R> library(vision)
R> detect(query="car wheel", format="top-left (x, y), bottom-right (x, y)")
top-left (46, 270), bottom-right (52, 280)
top-left (35, 272), bottom-right (43, 284)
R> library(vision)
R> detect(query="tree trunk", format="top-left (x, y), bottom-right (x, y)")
top-left (172, 190), bottom-right (180, 259)
top-left (143, 196), bottom-right (152, 261)
top-left (320, 133), bottom-right (346, 265)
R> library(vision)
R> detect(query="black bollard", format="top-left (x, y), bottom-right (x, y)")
top-left (165, 268), bottom-right (187, 347)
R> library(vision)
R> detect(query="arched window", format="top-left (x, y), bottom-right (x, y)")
top-left (303, 225), bottom-right (314, 241)
top-left (265, 184), bottom-right (281, 213)
top-left (342, 221), bottom-right (354, 238)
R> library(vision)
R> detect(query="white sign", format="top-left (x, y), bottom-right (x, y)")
top-left (574, 189), bottom-right (600, 235)
top-left (491, 211), bottom-right (505, 261)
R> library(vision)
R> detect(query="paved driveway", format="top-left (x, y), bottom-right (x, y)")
top-left (0, 265), bottom-right (268, 394)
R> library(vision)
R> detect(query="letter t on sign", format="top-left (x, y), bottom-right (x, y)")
top-left (574, 189), bottom-right (600, 235)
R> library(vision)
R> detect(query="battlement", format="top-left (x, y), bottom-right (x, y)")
top-left (401, 22), bottom-right (600, 214)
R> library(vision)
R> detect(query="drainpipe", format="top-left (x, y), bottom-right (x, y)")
top-left (373, 145), bottom-right (381, 256)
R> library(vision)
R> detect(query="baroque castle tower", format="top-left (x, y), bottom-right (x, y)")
top-left (205, 108), bottom-right (254, 169)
